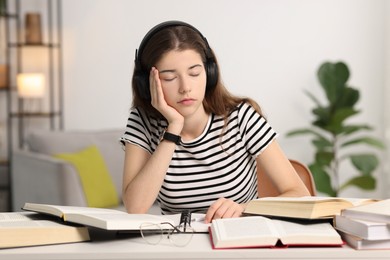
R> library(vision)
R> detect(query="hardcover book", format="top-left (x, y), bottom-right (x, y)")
top-left (0, 212), bottom-right (89, 249)
top-left (244, 196), bottom-right (375, 219)
top-left (340, 199), bottom-right (390, 223)
top-left (334, 214), bottom-right (390, 240)
top-left (339, 231), bottom-right (390, 250)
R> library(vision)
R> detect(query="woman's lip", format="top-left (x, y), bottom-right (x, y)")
top-left (179, 98), bottom-right (195, 105)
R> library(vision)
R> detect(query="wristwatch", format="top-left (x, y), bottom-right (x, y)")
top-left (162, 131), bottom-right (181, 145)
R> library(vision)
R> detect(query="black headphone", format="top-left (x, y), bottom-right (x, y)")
top-left (133, 20), bottom-right (219, 100)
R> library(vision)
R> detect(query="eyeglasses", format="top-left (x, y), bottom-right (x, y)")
top-left (140, 222), bottom-right (194, 247)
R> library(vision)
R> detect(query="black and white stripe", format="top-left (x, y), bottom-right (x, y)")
top-left (120, 102), bottom-right (277, 214)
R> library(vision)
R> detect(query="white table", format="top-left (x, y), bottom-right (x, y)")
top-left (0, 229), bottom-right (389, 260)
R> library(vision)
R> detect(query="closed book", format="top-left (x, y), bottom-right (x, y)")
top-left (0, 212), bottom-right (90, 249)
top-left (339, 231), bottom-right (390, 250)
top-left (334, 215), bottom-right (390, 240)
top-left (244, 196), bottom-right (375, 220)
top-left (340, 199), bottom-right (390, 223)
top-left (209, 216), bottom-right (343, 249)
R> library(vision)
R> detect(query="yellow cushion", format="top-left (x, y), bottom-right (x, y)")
top-left (55, 145), bottom-right (119, 208)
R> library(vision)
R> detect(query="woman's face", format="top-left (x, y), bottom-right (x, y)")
top-left (155, 49), bottom-right (207, 118)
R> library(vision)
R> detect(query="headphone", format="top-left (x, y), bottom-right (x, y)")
top-left (133, 21), bottom-right (219, 100)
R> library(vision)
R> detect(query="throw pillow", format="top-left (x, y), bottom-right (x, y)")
top-left (54, 145), bottom-right (119, 208)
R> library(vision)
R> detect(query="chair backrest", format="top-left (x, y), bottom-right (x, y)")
top-left (257, 159), bottom-right (316, 197)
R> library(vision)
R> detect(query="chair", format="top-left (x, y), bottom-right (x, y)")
top-left (257, 159), bottom-right (316, 197)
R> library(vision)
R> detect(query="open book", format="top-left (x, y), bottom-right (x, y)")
top-left (0, 212), bottom-right (89, 248)
top-left (22, 203), bottom-right (208, 232)
top-left (209, 216), bottom-right (343, 249)
top-left (244, 196), bottom-right (376, 219)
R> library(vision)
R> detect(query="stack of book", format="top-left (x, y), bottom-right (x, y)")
top-left (334, 199), bottom-right (390, 250)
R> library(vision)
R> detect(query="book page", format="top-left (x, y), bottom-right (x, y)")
top-left (211, 216), bottom-right (279, 248)
top-left (216, 216), bottom-right (278, 239)
top-left (272, 219), bottom-right (342, 245)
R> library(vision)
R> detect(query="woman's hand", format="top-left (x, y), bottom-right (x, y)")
top-left (204, 198), bottom-right (246, 223)
top-left (149, 67), bottom-right (184, 131)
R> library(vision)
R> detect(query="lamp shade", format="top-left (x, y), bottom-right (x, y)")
top-left (17, 73), bottom-right (45, 98)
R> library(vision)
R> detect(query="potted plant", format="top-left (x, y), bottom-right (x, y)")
top-left (286, 61), bottom-right (385, 197)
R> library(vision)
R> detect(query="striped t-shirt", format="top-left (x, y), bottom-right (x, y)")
top-left (120, 102), bottom-right (277, 214)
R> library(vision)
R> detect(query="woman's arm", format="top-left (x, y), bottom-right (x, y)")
top-left (204, 139), bottom-right (309, 223)
top-left (123, 67), bottom-right (185, 213)
top-left (256, 140), bottom-right (310, 197)
top-left (122, 140), bottom-right (177, 213)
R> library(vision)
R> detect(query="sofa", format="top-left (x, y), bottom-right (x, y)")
top-left (11, 129), bottom-right (160, 214)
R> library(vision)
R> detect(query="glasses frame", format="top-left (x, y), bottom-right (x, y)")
top-left (140, 221), bottom-right (194, 247)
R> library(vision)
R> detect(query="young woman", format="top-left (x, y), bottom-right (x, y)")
top-left (120, 21), bottom-right (310, 223)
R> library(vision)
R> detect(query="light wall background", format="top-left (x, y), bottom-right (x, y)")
top-left (59, 0), bottom-right (389, 198)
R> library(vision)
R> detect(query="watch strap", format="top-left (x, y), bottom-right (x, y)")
top-left (163, 131), bottom-right (181, 145)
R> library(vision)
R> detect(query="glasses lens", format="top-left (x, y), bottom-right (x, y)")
top-left (169, 226), bottom-right (194, 247)
top-left (140, 223), bottom-right (162, 245)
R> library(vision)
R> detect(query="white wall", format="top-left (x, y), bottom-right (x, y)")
top-left (384, 0), bottom-right (390, 198)
top-left (61, 0), bottom-right (387, 198)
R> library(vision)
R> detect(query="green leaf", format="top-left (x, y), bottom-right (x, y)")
top-left (317, 62), bottom-right (349, 103)
top-left (350, 154), bottom-right (379, 175)
top-left (342, 137), bottom-right (386, 149)
top-left (340, 175), bottom-right (376, 191)
top-left (315, 151), bottom-right (334, 166)
top-left (338, 124), bottom-right (372, 135)
top-left (312, 138), bottom-right (333, 150)
top-left (312, 107), bottom-right (331, 127)
top-left (334, 86), bottom-right (359, 109)
top-left (314, 108), bottom-right (360, 134)
top-left (309, 163), bottom-right (336, 196)
top-left (330, 108), bottom-right (359, 127)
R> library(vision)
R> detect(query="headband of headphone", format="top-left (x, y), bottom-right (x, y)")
top-left (133, 20), bottom-right (219, 100)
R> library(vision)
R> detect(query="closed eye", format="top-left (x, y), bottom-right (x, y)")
top-left (162, 77), bottom-right (177, 82)
top-left (189, 65), bottom-right (203, 78)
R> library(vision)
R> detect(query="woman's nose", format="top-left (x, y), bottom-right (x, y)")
top-left (179, 77), bottom-right (191, 94)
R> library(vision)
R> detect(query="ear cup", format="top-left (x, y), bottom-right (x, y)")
top-left (133, 60), bottom-right (151, 100)
top-left (205, 58), bottom-right (218, 93)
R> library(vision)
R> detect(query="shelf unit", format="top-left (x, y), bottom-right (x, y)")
top-left (0, 0), bottom-right (63, 211)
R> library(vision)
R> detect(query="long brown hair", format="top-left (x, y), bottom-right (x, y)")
top-left (132, 23), bottom-right (263, 118)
